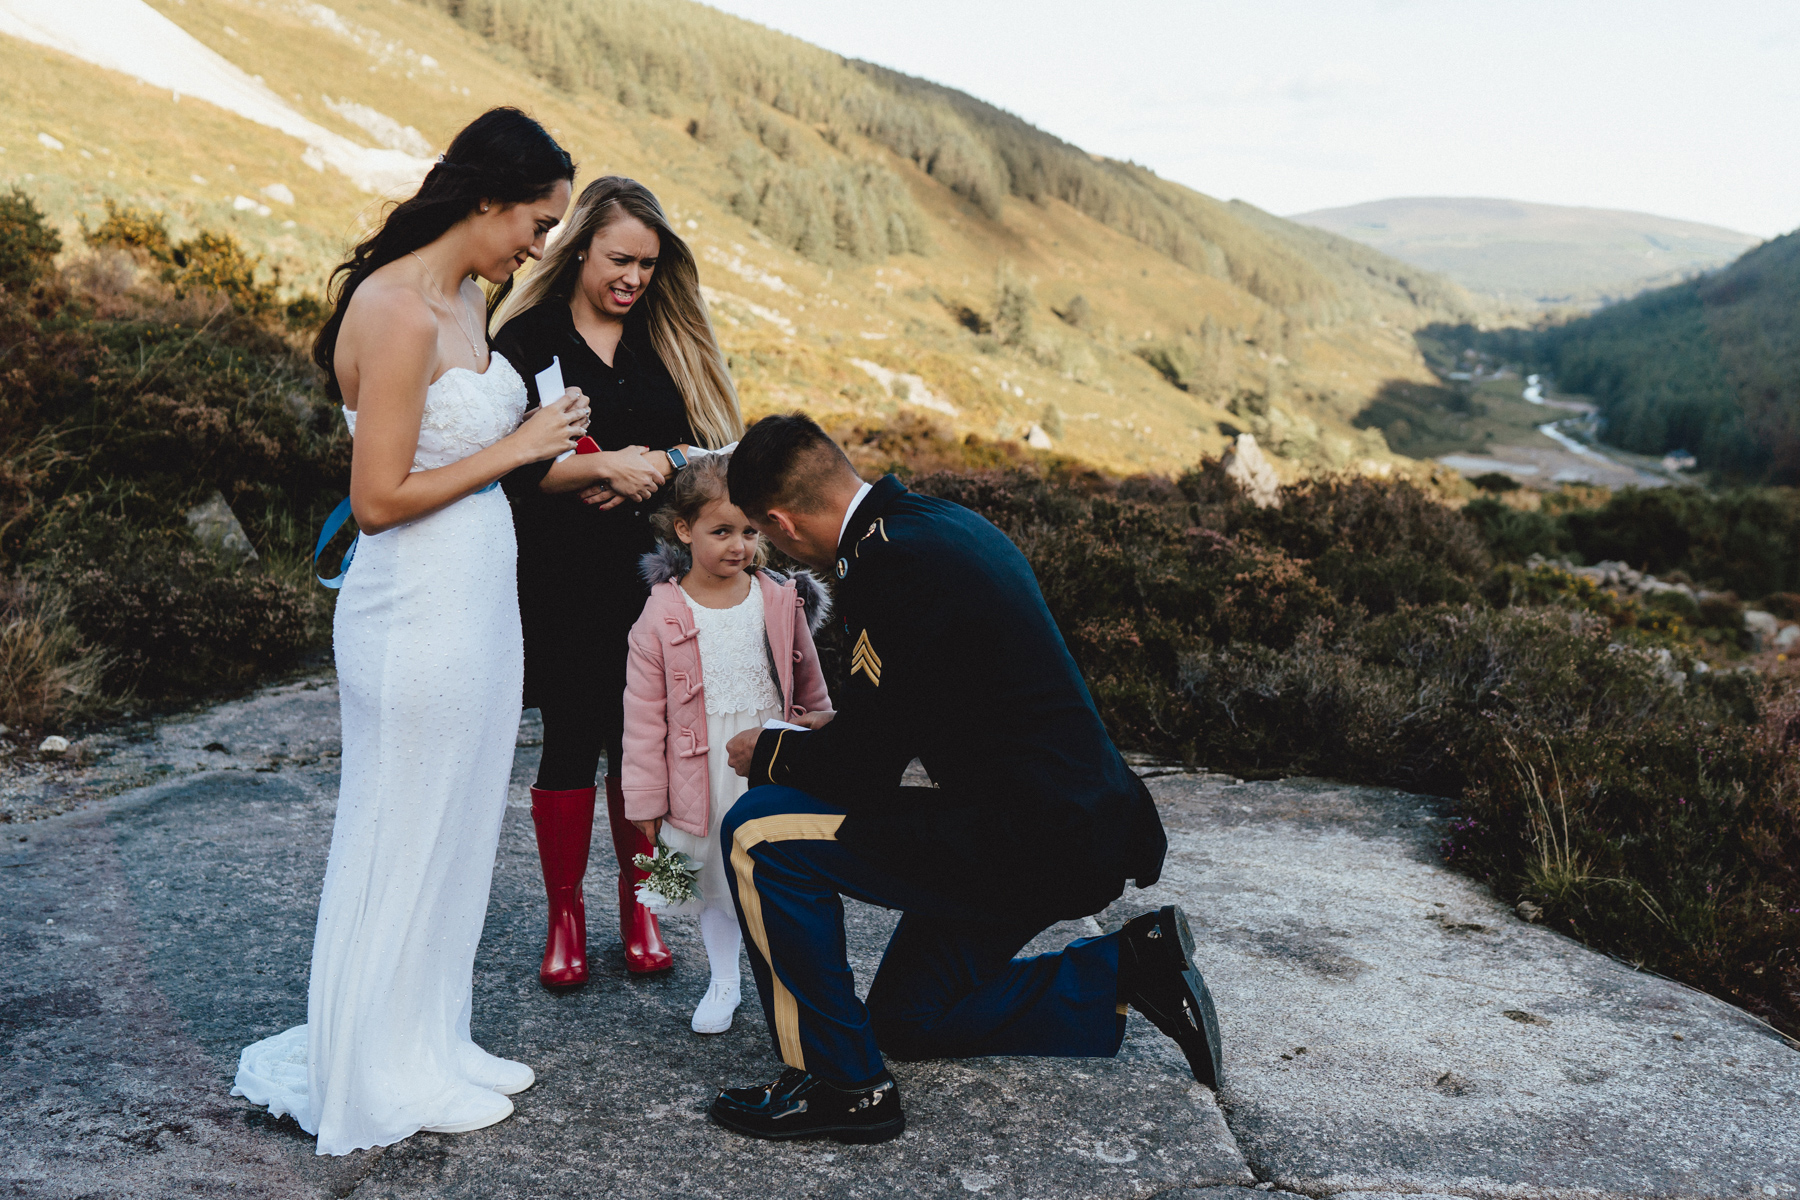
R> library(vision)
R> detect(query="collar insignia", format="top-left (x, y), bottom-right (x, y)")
top-left (855, 518), bottom-right (887, 557)
top-left (835, 557), bottom-right (847, 579)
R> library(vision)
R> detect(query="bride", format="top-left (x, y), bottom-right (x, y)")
top-left (231, 108), bottom-right (586, 1155)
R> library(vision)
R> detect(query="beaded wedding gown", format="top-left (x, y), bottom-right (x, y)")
top-left (233, 354), bottom-right (533, 1156)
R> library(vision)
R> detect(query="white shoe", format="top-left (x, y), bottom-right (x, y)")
top-left (422, 1086), bottom-right (514, 1134)
top-left (456, 1041), bottom-right (536, 1095)
top-left (691, 978), bottom-right (741, 1034)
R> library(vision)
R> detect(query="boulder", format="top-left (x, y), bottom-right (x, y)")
top-left (1744, 609), bottom-right (1780, 648)
top-left (185, 491), bottom-right (258, 564)
top-left (1223, 433), bottom-right (1282, 509)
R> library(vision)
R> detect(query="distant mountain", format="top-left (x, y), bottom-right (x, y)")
top-left (1291, 197), bottom-right (1760, 308)
top-left (2, 0), bottom-right (1489, 477)
top-left (1536, 229), bottom-right (1800, 484)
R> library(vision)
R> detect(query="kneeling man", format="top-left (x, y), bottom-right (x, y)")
top-left (712, 414), bottom-right (1222, 1144)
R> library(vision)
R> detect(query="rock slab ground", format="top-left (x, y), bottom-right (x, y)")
top-left (1, 676), bottom-right (1796, 1199)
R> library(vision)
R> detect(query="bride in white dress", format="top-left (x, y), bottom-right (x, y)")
top-left (232, 109), bottom-right (598, 1156)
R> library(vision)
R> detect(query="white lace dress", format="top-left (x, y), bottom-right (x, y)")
top-left (232, 354), bottom-right (530, 1156)
top-left (663, 582), bottom-right (784, 897)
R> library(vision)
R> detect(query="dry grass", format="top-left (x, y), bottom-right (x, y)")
top-left (0, 579), bottom-right (107, 731)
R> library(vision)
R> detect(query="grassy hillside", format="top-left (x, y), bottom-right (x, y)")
top-left (1, 0), bottom-right (1491, 478)
top-left (1532, 230), bottom-right (1800, 484)
top-left (1293, 197), bottom-right (1760, 309)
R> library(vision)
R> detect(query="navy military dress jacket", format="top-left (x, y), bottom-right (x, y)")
top-left (747, 475), bottom-right (1167, 920)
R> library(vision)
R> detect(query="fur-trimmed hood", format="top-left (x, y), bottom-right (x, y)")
top-left (638, 541), bottom-right (831, 635)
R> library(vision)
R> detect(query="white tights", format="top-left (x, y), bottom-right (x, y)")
top-left (699, 901), bottom-right (742, 984)
top-left (697, 830), bottom-right (742, 984)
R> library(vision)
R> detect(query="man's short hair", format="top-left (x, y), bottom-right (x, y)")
top-left (728, 413), bottom-right (858, 519)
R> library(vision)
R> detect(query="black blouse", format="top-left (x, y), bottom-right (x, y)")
top-left (493, 301), bottom-right (697, 711)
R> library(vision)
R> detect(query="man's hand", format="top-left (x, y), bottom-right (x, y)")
top-left (577, 483), bottom-right (624, 509)
top-left (726, 727), bottom-right (761, 777)
top-left (793, 710), bottom-right (835, 730)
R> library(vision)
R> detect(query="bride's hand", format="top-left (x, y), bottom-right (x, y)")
top-left (511, 388), bottom-right (590, 462)
top-left (595, 446), bottom-right (663, 502)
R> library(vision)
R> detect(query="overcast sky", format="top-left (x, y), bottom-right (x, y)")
top-left (703, 0), bottom-right (1800, 238)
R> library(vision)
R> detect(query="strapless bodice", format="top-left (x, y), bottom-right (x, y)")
top-left (342, 353), bottom-right (528, 471)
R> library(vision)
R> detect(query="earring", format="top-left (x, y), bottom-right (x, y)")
top-left (481, 203), bottom-right (490, 213)
top-left (577, 254), bottom-right (584, 262)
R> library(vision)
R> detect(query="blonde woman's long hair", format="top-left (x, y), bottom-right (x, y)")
top-left (496, 176), bottom-right (743, 448)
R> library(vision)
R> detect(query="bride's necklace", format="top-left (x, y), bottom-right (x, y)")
top-left (409, 250), bottom-right (483, 364)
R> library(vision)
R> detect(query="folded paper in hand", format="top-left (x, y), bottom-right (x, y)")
top-left (536, 357), bottom-right (580, 464)
top-left (763, 719), bottom-right (808, 732)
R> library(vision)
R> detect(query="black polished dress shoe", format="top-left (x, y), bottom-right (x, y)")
top-left (710, 1067), bottom-right (906, 1143)
top-left (1118, 904), bottom-right (1223, 1089)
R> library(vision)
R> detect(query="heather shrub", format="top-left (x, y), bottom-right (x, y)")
top-left (0, 202), bottom-right (342, 725)
top-left (1452, 689), bottom-right (1800, 1034)
top-left (822, 436), bottom-right (1800, 1035)
top-left (39, 537), bottom-right (328, 698)
top-left (1465, 483), bottom-right (1800, 598)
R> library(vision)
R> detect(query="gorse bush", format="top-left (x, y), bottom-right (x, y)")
top-left (0, 196), bottom-right (339, 726)
top-left (0, 189), bottom-right (62, 295)
top-left (84, 201), bottom-right (323, 328)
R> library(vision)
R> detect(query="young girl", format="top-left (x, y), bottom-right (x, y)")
top-left (621, 453), bottom-right (831, 1032)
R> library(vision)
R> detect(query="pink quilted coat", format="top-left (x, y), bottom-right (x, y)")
top-left (622, 544), bottom-right (832, 837)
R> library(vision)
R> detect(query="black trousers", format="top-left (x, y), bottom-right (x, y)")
top-left (534, 697), bottom-right (623, 791)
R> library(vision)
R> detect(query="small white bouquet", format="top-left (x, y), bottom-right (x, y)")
top-left (633, 838), bottom-right (705, 916)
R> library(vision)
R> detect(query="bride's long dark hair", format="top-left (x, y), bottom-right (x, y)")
top-left (312, 107), bottom-right (575, 400)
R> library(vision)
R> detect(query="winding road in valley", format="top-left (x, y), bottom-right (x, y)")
top-left (1438, 374), bottom-right (1679, 489)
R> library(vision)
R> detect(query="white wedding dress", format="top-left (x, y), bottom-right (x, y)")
top-left (233, 354), bottom-right (533, 1156)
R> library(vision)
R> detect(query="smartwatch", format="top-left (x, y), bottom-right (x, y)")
top-left (665, 446), bottom-right (689, 470)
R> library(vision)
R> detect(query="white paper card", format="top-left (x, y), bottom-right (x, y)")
top-left (534, 355), bottom-right (565, 406)
top-left (535, 357), bottom-right (578, 462)
top-left (762, 719), bottom-right (809, 732)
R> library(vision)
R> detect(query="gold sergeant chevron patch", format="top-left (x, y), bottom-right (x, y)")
top-left (850, 629), bottom-right (882, 686)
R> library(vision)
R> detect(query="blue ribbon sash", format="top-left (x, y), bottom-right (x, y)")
top-left (313, 480), bottom-right (499, 589)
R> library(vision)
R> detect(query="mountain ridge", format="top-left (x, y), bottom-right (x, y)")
top-left (1293, 196), bottom-right (1760, 309)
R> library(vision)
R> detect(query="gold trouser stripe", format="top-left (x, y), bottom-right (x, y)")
top-left (729, 812), bottom-right (848, 1070)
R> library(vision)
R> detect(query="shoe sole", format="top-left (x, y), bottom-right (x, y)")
top-left (691, 1016), bottom-right (735, 1034)
top-left (1142, 905), bottom-right (1224, 1090)
top-left (539, 975), bottom-right (588, 991)
top-left (710, 1106), bottom-right (906, 1144)
top-left (492, 1074), bottom-right (535, 1096)
top-left (423, 1095), bottom-right (514, 1134)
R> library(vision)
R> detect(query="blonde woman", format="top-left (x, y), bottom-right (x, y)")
top-left (493, 176), bottom-right (743, 989)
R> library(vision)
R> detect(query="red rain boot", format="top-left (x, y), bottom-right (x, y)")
top-left (605, 776), bottom-right (673, 974)
top-left (531, 785), bottom-right (595, 990)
